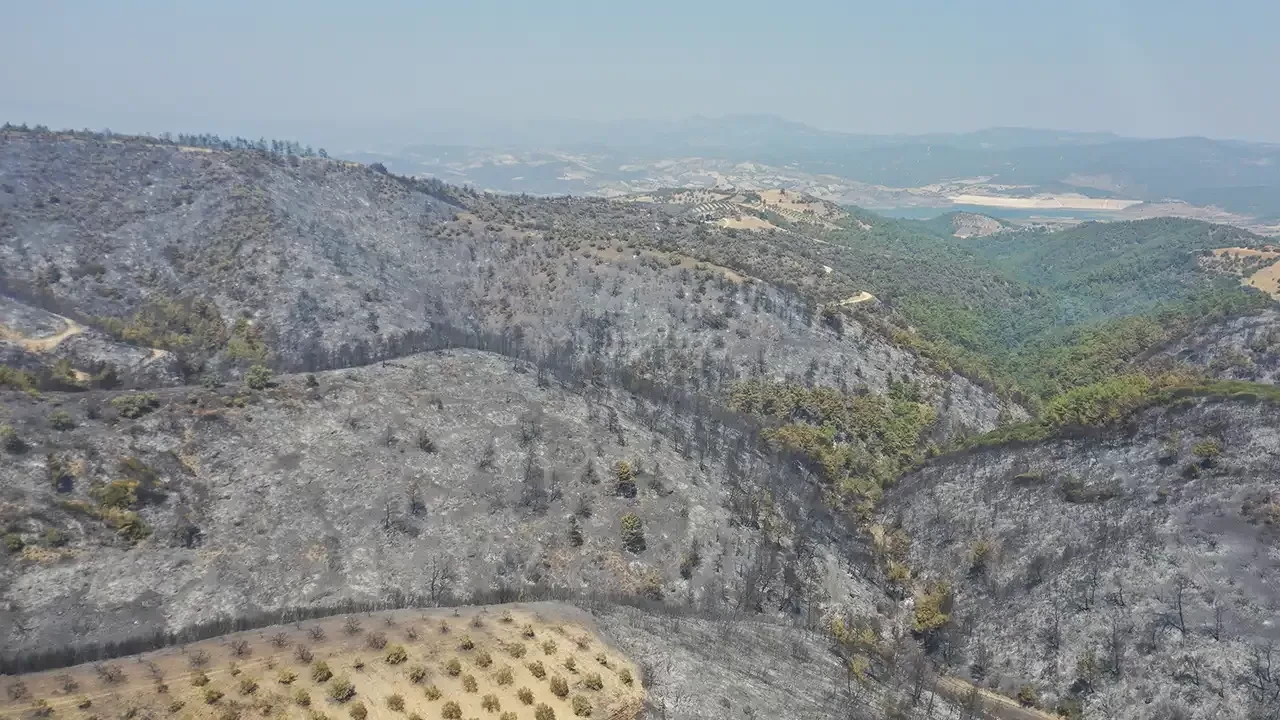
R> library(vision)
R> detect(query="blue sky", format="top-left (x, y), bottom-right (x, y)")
top-left (2, 0), bottom-right (1278, 145)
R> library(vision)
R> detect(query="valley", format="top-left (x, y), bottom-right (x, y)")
top-left (2, 127), bottom-right (1280, 720)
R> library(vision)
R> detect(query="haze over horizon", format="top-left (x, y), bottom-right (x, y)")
top-left (3, 0), bottom-right (1279, 148)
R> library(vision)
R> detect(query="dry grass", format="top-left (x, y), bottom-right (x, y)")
top-left (0, 607), bottom-right (643, 720)
top-left (1209, 247), bottom-right (1280, 298)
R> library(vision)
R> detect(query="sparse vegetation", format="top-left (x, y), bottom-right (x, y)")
top-left (516, 687), bottom-right (534, 705)
top-left (441, 701), bottom-right (462, 720)
top-left (349, 702), bottom-right (367, 720)
top-left (534, 704), bottom-right (554, 720)
top-left (445, 658), bottom-right (462, 677)
top-left (387, 694), bottom-right (405, 712)
top-left (423, 685), bottom-right (442, 701)
top-left (526, 661), bottom-right (545, 679)
top-left (312, 661), bottom-right (333, 683)
top-left (582, 672), bottom-right (603, 691)
top-left (571, 696), bottom-right (591, 717)
top-left (461, 674), bottom-right (477, 693)
top-left (480, 695), bottom-right (500, 712)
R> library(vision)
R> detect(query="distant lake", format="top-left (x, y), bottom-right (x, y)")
top-left (873, 205), bottom-right (1124, 221)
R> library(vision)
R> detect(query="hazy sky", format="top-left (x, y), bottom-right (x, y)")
top-left (3, 0), bottom-right (1278, 147)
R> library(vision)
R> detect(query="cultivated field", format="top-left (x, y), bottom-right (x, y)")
top-left (0, 606), bottom-right (643, 720)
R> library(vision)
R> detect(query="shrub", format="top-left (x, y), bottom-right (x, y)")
top-left (614, 461), bottom-right (636, 497)
top-left (445, 658), bottom-right (462, 676)
top-left (549, 675), bottom-right (569, 699)
top-left (111, 393), bottom-right (159, 419)
top-left (230, 639), bottom-right (250, 657)
top-left (499, 610), bottom-right (513, 624)
top-left (0, 422), bottom-right (26, 455)
top-left (6, 681), bottom-right (29, 701)
top-left (912, 583), bottom-right (953, 635)
top-left (3, 533), bottom-right (23, 553)
top-left (462, 675), bottom-right (477, 693)
top-left (506, 642), bottom-right (527, 659)
top-left (441, 702), bottom-right (462, 720)
top-left (192, 672), bottom-right (211, 687)
top-left (970, 540), bottom-right (992, 574)
top-left (367, 632), bottom-right (389, 650)
top-left (563, 656), bottom-right (576, 673)
top-left (517, 688), bottom-right (534, 705)
top-left (49, 410), bottom-right (75, 430)
top-left (542, 640), bottom-right (557, 656)
top-left (481, 695), bottom-right (500, 712)
top-left (527, 661), bottom-right (545, 679)
top-left (583, 673), bottom-right (603, 691)
top-left (305, 374), bottom-right (320, 389)
top-left (521, 625), bottom-right (536, 639)
top-left (312, 661), bottom-right (333, 683)
top-left (494, 666), bottom-right (514, 686)
top-left (244, 365), bottom-right (273, 390)
top-left (95, 664), bottom-right (124, 683)
top-left (167, 700), bottom-right (185, 713)
top-left (459, 635), bottom-right (475, 650)
top-left (343, 616), bottom-right (362, 635)
top-left (205, 689), bottom-right (224, 704)
top-left (617, 669), bottom-right (633, 686)
top-left (423, 685), bottom-right (442, 701)
top-left (620, 513), bottom-right (645, 553)
top-left (410, 715), bottom-right (424, 720)
top-left (238, 678), bottom-right (258, 696)
top-left (278, 670), bottom-right (297, 685)
top-left (76, 697), bottom-right (92, 709)
top-left (309, 626), bottom-right (326, 641)
top-left (349, 702), bottom-right (367, 720)
top-left (385, 644), bottom-right (408, 664)
top-left (534, 704), bottom-right (555, 720)
top-left (593, 653), bottom-right (608, 667)
top-left (1192, 439), bottom-right (1223, 460)
top-left (387, 694), bottom-right (405, 712)
top-left (295, 645), bottom-right (314, 663)
top-left (474, 649), bottom-right (492, 668)
top-left (571, 696), bottom-right (592, 717)
top-left (408, 665), bottom-right (428, 683)
top-left (271, 631), bottom-right (290, 648)
top-left (500, 714), bottom-right (516, 720)
top-left (1016, 685), bottom-right (1039, 708)
top-left (294, 690), bottom-right (311, 707)
top-left (328, 676), bottom-right (355, 702)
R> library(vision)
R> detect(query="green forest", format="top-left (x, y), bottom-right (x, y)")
top-left (816, 213), bottom-right (1272, 404)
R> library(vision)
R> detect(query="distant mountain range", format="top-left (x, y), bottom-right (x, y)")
top-left (346, 114), bottom-right (1280, 224)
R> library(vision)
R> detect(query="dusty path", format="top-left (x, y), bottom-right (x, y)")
top-left (0, 315), bottom-right (86, 352)
top-left (935, 676), bottom-right (1061, 720)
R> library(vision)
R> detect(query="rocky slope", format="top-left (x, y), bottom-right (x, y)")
top-left (0, 133), bottom-right (1014, 435)
top-left (884, 398), bottom-right (1280, 720)
top-left (1146, 309), bottom-right (1280, 384)
top-left (0, 350), bottom-right (889, 661)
